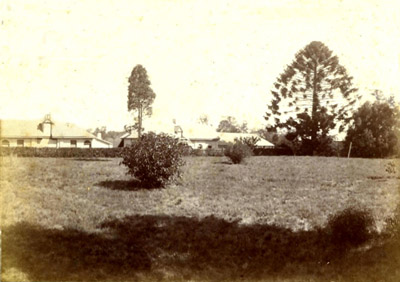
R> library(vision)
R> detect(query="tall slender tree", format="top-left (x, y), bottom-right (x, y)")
top-left (265, 41), bottom-right (359, 154)
top-left (127, 65), bottom-right (156, 138)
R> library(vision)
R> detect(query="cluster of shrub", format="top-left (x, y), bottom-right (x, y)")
top-left (0, 147), bottom-right (124, 158)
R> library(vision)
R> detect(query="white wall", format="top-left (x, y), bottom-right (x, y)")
top-left (189, 140), bottom-right (219, 149)
top-left (58, 139), bottom-right (73, 148)
top-left (91, 138), bottom-right (112, 148)
top-left (1, 138), bottom-right (40, 147)
top-left (40, 138), bottom-right (58, 148)
top-left (1, 138), bottom-right (110, 148)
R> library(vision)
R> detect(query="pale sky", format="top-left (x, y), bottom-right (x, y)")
top-left (1, 0), bottom-right (399, 132)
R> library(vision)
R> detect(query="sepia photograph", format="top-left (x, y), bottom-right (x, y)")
top-left (1, 0), bottom-right (400, 281)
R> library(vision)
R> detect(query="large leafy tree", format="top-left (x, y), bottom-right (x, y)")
top-left (344, 98), bottom-right (399, 158)
top-left (127, 65), bottom-right (156, 138)
top-left (265, 41), bottom-right (359, 155)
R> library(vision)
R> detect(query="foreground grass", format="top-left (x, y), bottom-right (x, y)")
top-left (1, 156), bottom-right (400, 281)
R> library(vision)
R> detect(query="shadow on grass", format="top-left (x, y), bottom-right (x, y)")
top-left (5, 215), bottom-right (396, 281)
top-left (96, 179), bottom-right (156, 191)
top-left (2, 223), bottom-right (151, 282)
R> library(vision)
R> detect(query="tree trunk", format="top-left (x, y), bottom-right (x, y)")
top-left (138, 106), bottom-right (142, 138)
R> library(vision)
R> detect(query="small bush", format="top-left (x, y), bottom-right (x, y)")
top-left (235, 136), bottom-right (260, 153)
top-left (327, 207), bottom-right (375, 249)
top-left (385, 205), bottom-right (400, 240)
top-left (224, 141), bottom-right (253, 164)
top-left (120, 132), bottom-right (185, 188)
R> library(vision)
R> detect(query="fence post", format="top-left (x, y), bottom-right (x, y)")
top-left (347, 142), bottom-right (352, 158)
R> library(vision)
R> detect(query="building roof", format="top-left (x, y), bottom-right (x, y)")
top-left (217, 132), bottom-right (274, 147)
top-left (0, 119), bottom-right (112, 145)
top-left (182, 124), bottom-right (220, 141)
top-left (120, 131), bottom-right (139, 139)
top-left (120, 124), bottom-right (220, 142)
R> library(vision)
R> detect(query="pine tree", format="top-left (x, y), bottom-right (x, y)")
top-left (265, 41), bottom-right (359, 155)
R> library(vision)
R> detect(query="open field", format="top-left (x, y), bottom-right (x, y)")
top-left (1, 156), bottom-right (400, 281)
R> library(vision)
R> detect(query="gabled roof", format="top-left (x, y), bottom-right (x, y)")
top-left (120, 131), bottom-right (139, 139)
top-left (217, 132), bottom-right (274, 147)
top-left (0, 119), bottom-right (112, 145)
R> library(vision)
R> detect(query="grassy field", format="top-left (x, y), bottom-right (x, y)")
top-left (1, 156), bottom-right (400, 281)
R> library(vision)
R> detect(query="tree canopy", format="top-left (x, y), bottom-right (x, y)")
top-left (217, 116), bottom-right (248, 133)
top-left (265, 41), bottom-right (359, 155)
top-left (344, 98), bottom-right (399, 158)
top-left (127, 65), bottom-right (156, 137)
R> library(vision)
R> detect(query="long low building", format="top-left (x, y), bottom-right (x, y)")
top-left (174, 124), bottom-right (220, 149)
top-left (119, 124), bottom-right (221, 149)
top-left (117, 122), bottom-right (275, 150)
top-left (0, 116), bottom-right (112, 148)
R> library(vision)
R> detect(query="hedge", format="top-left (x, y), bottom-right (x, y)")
top-left (0, 147), bottom-right (125, 158)
top-left (188, 147), bottom-right (293, 157)
top-left (0, 146), bottom-right (295, 158)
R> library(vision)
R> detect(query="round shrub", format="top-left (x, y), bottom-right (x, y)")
top-left (224, 141), bottom-right (253, 164)
top-left (327, 207), bottom-right (375, 248)
top-left (121, 132), bottom-right (185, 188)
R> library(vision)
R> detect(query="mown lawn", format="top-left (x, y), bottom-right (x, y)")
top-left (1, 156), bottom-right (400, 281)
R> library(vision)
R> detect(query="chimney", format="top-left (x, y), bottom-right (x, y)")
top-left (174, 125), bottom-right (183, 138)
top-left (97, 132), bottom-right (102, 139)
top-left (42, 114), bottom-right (53, 137)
